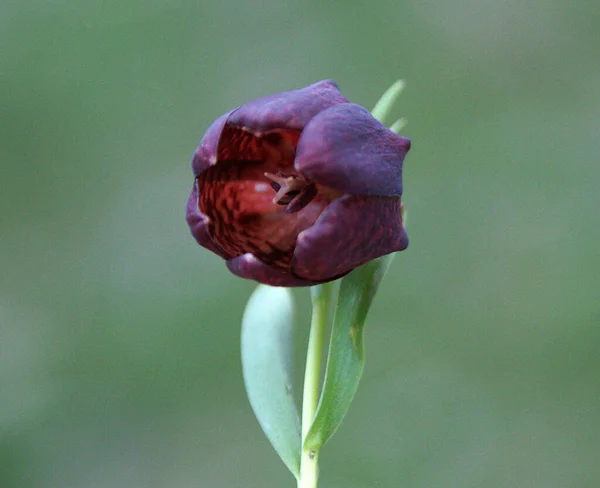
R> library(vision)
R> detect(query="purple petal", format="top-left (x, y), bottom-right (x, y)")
top-left (226, 80), bottom-right (349, 133)
top-left (227, 254), bottom-right (319, 287)
top-left (291, 195), bottom-right (408, 281)
top-left (186, 181), bottom-right (231, 259)
top-left (191, 109), bottom-right (237, 177)
top-left (295, 103), bottom-right (411, 196)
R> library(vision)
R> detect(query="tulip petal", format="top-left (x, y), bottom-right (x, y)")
top-left (295, 103), bottom-right (411, 196)
top-left (186, 181), bottom-right (231, 259)
top-left (291, 195), bottom-right (408, 281)
top-left (191, 109), bottom-right (237, 177)
top-left (226, 80), bottom-right (349, 133)
top-left (227, 254), bottom-right (319, 287)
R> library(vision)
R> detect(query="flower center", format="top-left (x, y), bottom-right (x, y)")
top-left (263, 172), bottom-right (317, 213)
top-left (196, 127), bottom-right (334, 271)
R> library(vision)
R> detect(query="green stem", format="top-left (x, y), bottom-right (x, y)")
top-left (297, 283), bottom-right (333, 488)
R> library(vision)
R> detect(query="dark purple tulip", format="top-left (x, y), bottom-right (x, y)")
top-left (186, 80), bottom-right (410, 286)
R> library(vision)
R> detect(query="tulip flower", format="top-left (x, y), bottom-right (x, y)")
top-left (186, 80), bottom-right (410, 286)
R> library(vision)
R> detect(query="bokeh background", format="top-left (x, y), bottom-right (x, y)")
top-left (2, 1), bottom-right (599, 487)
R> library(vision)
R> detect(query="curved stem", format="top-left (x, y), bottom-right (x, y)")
top-left (297, 283), bottom-right (333, 488)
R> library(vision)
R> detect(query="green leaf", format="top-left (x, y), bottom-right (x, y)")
top-left (303, 255), bottom-right (395, 450)
top-left (389, 117), bottom-right (407, 135)
top-left (370, 80), bottom-right (405, 124)
top-left (241, 285), bottom-right (301, 478)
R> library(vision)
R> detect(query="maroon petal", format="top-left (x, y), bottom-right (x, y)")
top-left (295, 103), bottom-right (410, 196)
top-left (291, 195), bottom-right (408, 282)
top-left (227, 254), bottom-right (319, 287)
top-left (191, 109), bottom-right (237, 177)
top-left (186, 181), bottom-right (231, 259)
top-left (226, 80), bottom-right (349, 133)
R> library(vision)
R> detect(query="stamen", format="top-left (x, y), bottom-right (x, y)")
top-left (264, 172), bottom-right (318, 213)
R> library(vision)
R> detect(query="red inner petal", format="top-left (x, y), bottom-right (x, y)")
top-left (197, 128), bottom-right (332, 270)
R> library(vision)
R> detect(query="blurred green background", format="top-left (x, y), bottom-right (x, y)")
top-left (1, 1), bottom-right (599, 487)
